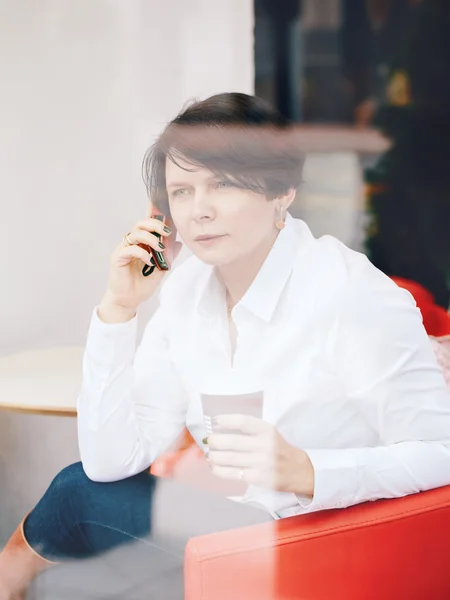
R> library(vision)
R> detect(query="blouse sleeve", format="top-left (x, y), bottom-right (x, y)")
top-left (301, 271), bottom-right (450, 512)
top-left (77, 304), bottom-right (188, 482)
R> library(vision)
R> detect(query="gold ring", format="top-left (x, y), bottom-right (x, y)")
top-left (123, 232), bottom-right (134, 246)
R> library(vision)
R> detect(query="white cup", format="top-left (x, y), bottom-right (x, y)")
top-left (201, 389), bottom-right (264, 437)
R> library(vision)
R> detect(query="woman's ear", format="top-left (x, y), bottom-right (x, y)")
top-left (277, 188), bottom-right (297, 212)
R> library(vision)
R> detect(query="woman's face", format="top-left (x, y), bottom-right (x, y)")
top-left (166, 156), bottom-right (286, 267)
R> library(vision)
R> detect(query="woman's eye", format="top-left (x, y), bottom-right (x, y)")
top-left (216, 180), bottom-right (233, 189)
top-left (173, 188), bottom-right (190, 197)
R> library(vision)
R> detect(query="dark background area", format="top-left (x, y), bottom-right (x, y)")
top-left (254, 0), bottom-right (450, 308)
top-left (254, 0), bottom-right (419, 125)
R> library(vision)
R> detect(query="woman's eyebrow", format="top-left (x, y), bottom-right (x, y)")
top-left (167, 174), bottom-right (223, 189)
top-left (166, 181), bottom-right (190, 190)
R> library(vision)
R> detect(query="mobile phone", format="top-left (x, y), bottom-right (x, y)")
top-left (141, 208), bottom-right (176, 277)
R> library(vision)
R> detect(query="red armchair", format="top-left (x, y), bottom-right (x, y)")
top-left (390, 276), bottom-right (450, 337)
top-left (151, 436), bottom-right (450, 599)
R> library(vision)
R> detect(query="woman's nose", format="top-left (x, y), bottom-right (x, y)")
top-left (191, 189), bottom-right (215, 221)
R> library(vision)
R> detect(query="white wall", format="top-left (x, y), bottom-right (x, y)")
top-left (0, 0), bottom-right (254, 543)
top-left (0, 0), bottom-right (254, 356)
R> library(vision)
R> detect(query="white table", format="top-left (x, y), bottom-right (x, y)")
top-left (0, 346), bottom-right (83, 417)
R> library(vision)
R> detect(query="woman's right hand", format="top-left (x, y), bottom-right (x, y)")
top-left (101, 206), bottom-right (182, 316)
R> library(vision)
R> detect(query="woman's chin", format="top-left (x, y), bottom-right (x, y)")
top-left (198, 254), bottom-right (232, 267)
top-left (193, 248), bottom-right (236, 267)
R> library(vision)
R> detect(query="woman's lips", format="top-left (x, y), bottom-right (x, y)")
top-left (195, 234), bottom-right (227, 246)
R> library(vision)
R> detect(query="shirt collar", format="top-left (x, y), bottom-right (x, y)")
top-left (196, 213), bottom-right (315, 323)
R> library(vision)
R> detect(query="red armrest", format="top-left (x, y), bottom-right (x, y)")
top-left (152, 431), bottom-right (450, 598)
top-left (185, 485), bottom-right (450, 600)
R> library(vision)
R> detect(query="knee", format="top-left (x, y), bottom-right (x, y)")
top-left (47, 462), bottom-right (92, 500)
top-left (46, 462), bottom-right (157, 514)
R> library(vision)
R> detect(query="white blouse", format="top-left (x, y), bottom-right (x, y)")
top-left (77, 213), bottom-right (450, 519)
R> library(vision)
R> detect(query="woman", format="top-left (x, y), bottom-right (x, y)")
top-left (1, 92), bottom-right (450, 599)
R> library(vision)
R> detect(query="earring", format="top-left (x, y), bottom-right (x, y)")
top-left (275, 206), bottom-right (285, 230)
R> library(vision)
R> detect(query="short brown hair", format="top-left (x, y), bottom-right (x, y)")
top-left (142, 92), bottom-right (305, 214)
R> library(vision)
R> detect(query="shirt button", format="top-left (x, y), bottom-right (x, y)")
top-left (335, 501), bottom-right (342, 508)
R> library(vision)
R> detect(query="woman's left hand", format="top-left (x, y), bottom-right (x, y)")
top-left (206, 415), bottom-right (315, 496)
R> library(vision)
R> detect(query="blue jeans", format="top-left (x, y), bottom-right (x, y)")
top-left (23, 462), bottom-right (272, 598)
